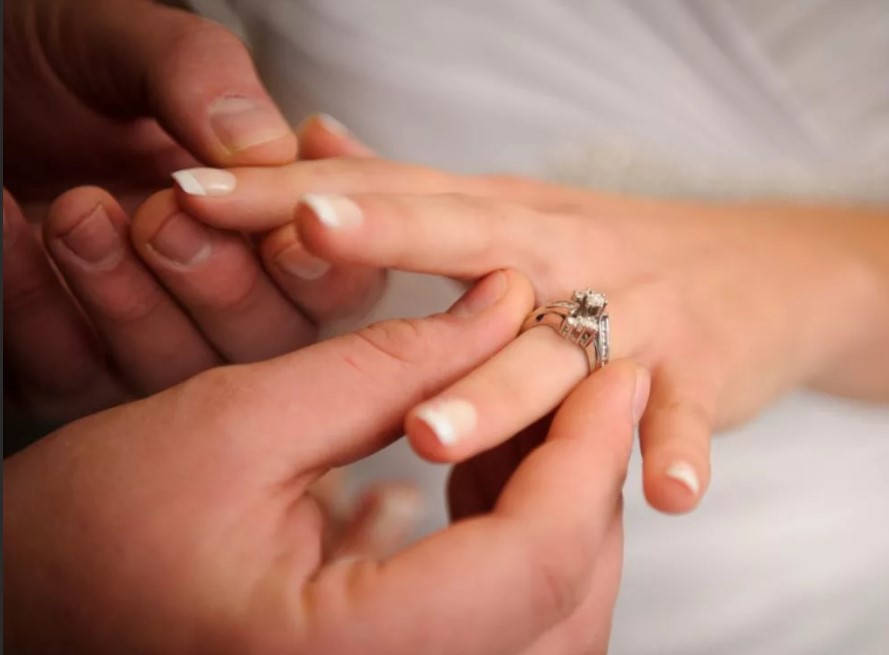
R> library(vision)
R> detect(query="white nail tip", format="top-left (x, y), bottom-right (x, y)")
top-left (317, 113), bottom-right (351, 137)
top-left (415, 407), bottom-right (459, 446)
top-left (291, 259), bottom-right (331, 281)
top-left (301, 193), bottom-right (362, 229)
top-left (171, 168), bottom-right (236, 196)
top-left (302, 194), bottom-right (342, 228)
top-left (171, 170), bottom-right (207, 196)
top-left (414, 400), bottom-right (477, 448)
top-left (666, 461), bottom-right (700, 496)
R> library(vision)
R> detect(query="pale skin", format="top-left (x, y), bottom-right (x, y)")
top-left (169, 156), bottom-right (889, 514)
top-left (4, 271), bottom-right (649, 655)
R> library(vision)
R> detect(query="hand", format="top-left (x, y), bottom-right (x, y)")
top-left (171, 160), bottom-right (889, 513)
top-left (3, 271), bottom-right (644, 655)
top-left (4, 0), bottom-right (298, 215)
top-left (3, 119), bottom-right (381, 425)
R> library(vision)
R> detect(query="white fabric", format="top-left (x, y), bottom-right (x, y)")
top-left (195, 1), bottom-right (889, 652)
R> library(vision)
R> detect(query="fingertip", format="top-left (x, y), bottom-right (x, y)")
top-left (44, 187), bottom-right (125, 238)
top-left (297, 113), bottom-right (375, 160)
top-left (643, 457), bottom-right (707, 514)
top-left (405, 402), bottom-right (473, 464)
top-left (502, 268), bottom-right (536, 319)
top-left (294, 194), bottom-right (362, 263)
top-left (130, 190), bottom-right (179, 244)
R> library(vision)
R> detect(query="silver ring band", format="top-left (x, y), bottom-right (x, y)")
top-left (520, 289), bottom-right (610, 373)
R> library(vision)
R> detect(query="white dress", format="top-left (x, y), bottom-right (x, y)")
top-left (195, 1), bottom-right (889, 652)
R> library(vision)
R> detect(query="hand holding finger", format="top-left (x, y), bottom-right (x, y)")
top-left (303, 362), bottom-right (646, 655)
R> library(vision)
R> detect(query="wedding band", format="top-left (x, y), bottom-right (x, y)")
top-left (520, 289), bottom-right (610, 373)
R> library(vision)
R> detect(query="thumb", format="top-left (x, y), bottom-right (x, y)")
top-left (210, 269), bottom-right (534, 473)
top-left (42, 0), bottom-right (296, 166)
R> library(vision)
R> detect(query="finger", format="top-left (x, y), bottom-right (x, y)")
top-left (170, 159), bottom-right (609, 232)
top-left (300, 362), bottom-right (645, 655)
top-left (293, 192), bottom-right (622, 291)
top-left (297, 113), bottom-right (376, 160)
top-left (407, 327), bottom-right (589, 462)
top-left (404, 290), bottom-right (651, 463)
top-left (130, 191), bottom-right (317, 362)
top-left (43, 0), bottom-right (295, 165)
top-left (331, 483), bottom-right (423, 560)
top-left (297, 192), bottom-right (558, 280)
top-left (199, 269), bottom-right (535, 473)
top-left (170, 160), bottom-right (485, 231)
top-left (3, 190), bottom-right (124, 418)
top-left (259, 222), bottom-right (386, 322)
top-left (43, 187), bottom-right (223, 394)
top-left (639, 363), bottom-right (716, 514)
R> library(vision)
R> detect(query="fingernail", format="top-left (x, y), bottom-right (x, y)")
top-left (149, 212), bottom-right (213, 266)
top-left (315, 113), bottom-right (375, 156)
top-left (208, 96), bottom-right (292, 152)
top-left (448, 271), bottom-right (508, 317)
top-left (317, 113), bottom-right (353, 138)
top-left (414, 399), bottom-right (477, 447)
top-left (172, 168), bottom-right (236, 197)
top-left (302, 194), bottom-right (363, 230)
top-left (632, 367), bottom-right (651, 424)
top-left (275, 243), bottom-right (332, 281)
top-left (58, 205), bottom-right (122, 267)
top-left (665, 461), bottom-right (700, 497)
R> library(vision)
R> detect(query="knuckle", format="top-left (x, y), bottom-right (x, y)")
top-left (90, 280), bottom-right (167, 327)
top-left (437, 192), bottom-right (510, 258)
top-left (353, 317), bottom-right (441, 368)
top-left (4, 272), bottom-right (56, 315)
top-left (200, 265), bottom-right (263, 315)
top-left (524, 537), bottom-right (587, 621)
top-left (177, 364), bottom-right (253, 425)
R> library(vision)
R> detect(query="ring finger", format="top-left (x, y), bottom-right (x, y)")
top-left (404, 289), bottom-right (651, 464)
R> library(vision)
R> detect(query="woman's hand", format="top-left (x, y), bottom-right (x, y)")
top-left (172, 160), bottom-right (889, 513)
top-left (4, 271), bottom-right (646, 655)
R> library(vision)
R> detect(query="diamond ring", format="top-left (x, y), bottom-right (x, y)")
top-left (519, 289), bottom-right (610, 373)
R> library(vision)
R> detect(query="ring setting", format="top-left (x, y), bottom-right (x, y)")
top-left (520, 289), bottom-right (610, 372)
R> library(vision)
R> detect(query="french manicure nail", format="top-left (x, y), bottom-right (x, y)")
top-left (275, 244), bottom-right (332, 281)
top-left (414, 399), bottom-right (478, 447)
top-left (149, 212), bottom-right (212, 266)
top-left (632, 367), bottom-right (651, 424)
top-left (665, 461), bottom-right (700, 496)
top-left (301, 194), bottom-right (363, 229)
top-left (172, 168), bottom-right (237, 197)
top-left (315, 113), bottom-right (375, 156)
top-left (208, 96), bottom-right (292, 152)
top-left (448, 271), bottom-right (508, 317)
top-left (59, 205), bottom-right (122, 267)
top-left (317, 113), bottom-right (353, 137)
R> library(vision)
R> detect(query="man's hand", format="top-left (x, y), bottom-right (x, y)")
top-left (3, 119), bottom-right (381, 426)
top-left (4, 269), bottom-right (645, 654)
top-left (4, 0), bottom-right (295, 211)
